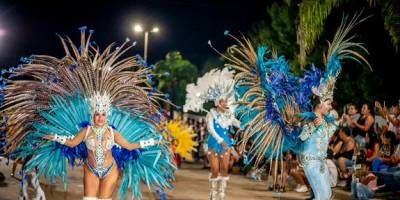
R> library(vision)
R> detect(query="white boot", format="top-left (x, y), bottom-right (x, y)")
top-left (83, 197), bottom-right (97, 200)
top-left (219, 176), bottom-right (229, 200)
top-left (31, 172), bottom-right (46, 200)
top-left (209, 176), bottom-right (219, 200)
top-left (20, 173), bottom-right (29, 200)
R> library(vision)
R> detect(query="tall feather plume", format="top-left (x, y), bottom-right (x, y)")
top-left (220, 13), bottom-right (371, 168)
top-left (3, 27), bottom-right (167, 153)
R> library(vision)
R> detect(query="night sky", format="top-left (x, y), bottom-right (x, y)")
top-left (0, 0), bottom-right (399, 101)
top-left (0, 0), bottom-right (269, 67)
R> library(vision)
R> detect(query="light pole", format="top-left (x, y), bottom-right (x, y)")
top-left (133, 24), bottom-right (159, 62)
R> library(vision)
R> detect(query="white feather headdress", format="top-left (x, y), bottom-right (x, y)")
top-left (183, 68), bottom-right (235, 112)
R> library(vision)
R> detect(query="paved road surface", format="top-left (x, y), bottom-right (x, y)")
top-left (1, 159), bottom-right (353, 200)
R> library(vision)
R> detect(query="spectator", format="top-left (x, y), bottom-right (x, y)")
top-left (290, 159), bottom-right (309, 193)
top-left (348, 104), bottom-right (361, 134)
top-left (365, 132), bottom-right (380, 164)
top-left (372, 131), bottom-right (398, 172)
top-left (391, 141), bottom-right (400, 167)
top-left (328, 130), bottom-right (343, 158)
top-left (327, 130), bottom-right (342, 187)
top-left (378, 142), bottom-right (400, 192)
top-left (351, 160), bottom-right (383, 200)
top-left (336, 127), bottom-right (356, 180)
top-left (347, 103), bottom-right (375, 150)
top-left (387, 105), bottom-right (400, 139)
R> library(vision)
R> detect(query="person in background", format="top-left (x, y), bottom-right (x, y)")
top-left (351, 160), bottom-right (383, 200)
top-left (365, 131), bottom-right (381, 164)
top-left (372, 131), bottom-right (398, 172)
top-left (336, 127), bottom-right (356, 180)
top-left (346, 103), bottom-right (375, 150)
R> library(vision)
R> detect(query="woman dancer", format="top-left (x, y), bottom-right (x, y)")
top-left (184, 68), bottom-right (240, 200)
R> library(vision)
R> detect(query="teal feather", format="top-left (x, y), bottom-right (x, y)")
top-left (15, 93), bottom-right (175, 199)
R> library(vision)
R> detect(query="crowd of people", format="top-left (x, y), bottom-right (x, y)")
top-left (180, 100), bottom-right (400, 198)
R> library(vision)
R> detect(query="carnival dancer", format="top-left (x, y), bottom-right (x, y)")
top-left (219, 14), bottom-right (371, 200)
top-left (2, 27), bottom-right (175, 200)
top-left (184, 68), bottom-right (241, 200)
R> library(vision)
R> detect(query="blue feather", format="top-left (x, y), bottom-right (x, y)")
top-left (14, 93), bottom-right (176, 199)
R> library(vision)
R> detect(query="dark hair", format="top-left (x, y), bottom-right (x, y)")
top-left (349, 103), bottom-right (358, 110)
top-left (366, 131), bottom-right (379, 150)
top-left (358, 159), bottom-right (371, 168)
top-left (339, 126), bottom-right (351, 137)
top-left (331, 100), bottom-right (337, 110)
top-left (383, 131), bottom-right (397, 154)
top-left (362, 103), bottom-right (375, 116)
top-left (311, 95), bottom-right (321, 109)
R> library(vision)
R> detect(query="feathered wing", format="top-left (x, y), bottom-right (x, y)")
top-left (3, 28), bottom-right (175, 199)
top-left (109, 106), bottom-right (175, 199)
top-left (225, 13), bottom-right (370, 164)
top-left (224, 37), bottom-right (302, 164)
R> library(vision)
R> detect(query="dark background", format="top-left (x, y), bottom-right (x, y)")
top-left (0, 0), bottom-right (399, 104)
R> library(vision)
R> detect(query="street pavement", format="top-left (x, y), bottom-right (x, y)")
top-left (0, 159), bottom-right (356, 200)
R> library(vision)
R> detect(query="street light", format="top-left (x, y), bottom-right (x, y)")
top-left (133, 24), bottom-right (159, 62)
top-left (0, 29), bottom-right (5, 37)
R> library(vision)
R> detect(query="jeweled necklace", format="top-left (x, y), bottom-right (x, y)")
top-left (93, 125), bottom-right (107, 167)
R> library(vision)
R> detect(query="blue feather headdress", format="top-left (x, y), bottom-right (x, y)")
top-left (223, 13), bottom-right (371, 165)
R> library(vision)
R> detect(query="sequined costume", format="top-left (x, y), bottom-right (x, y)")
top-left (2, 27), bottom-right (175, 200)
top-left (184, 68), bottom-right (240, 200)
top-left (206, 108), bottom-right (240, 156)
top-left (299, 116), bottom-right (337, 199)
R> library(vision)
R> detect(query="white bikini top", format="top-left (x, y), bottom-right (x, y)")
top-left (85, 126), bottom-right (115, 151)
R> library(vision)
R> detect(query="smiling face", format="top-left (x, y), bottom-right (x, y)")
top-left (217, 98), bottom-right (228, 110)
top-left (93, 112), bottom-right (107, 127)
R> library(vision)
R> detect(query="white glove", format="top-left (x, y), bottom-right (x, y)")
top-left (52, 134), bottom-right (67, 144)
top-left (140, 138), bottom-right (155, 148)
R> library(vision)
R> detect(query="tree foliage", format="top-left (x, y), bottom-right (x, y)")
top-left (154, 51), bottom-right (198, 107)
top-left (298, 0), bottom-right (400, 66)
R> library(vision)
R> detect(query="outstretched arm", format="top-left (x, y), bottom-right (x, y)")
top-left (114, 131), bottom-right (160, 150)
top-left (43, 128), bottom-right (87, 148)
top-left (114, 132), bottom-right (141, 150)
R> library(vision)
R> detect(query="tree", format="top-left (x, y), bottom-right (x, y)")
top-left (249, 0), bottom-right (377, 106)
top-left (250, 0), bottom-right (298, 58)
top-left (298, 0), bottom-right (400, 67)
top-left (250, 0), bottom-right (324, 75)
top-left (154, 51), bottom-right (198, 107)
